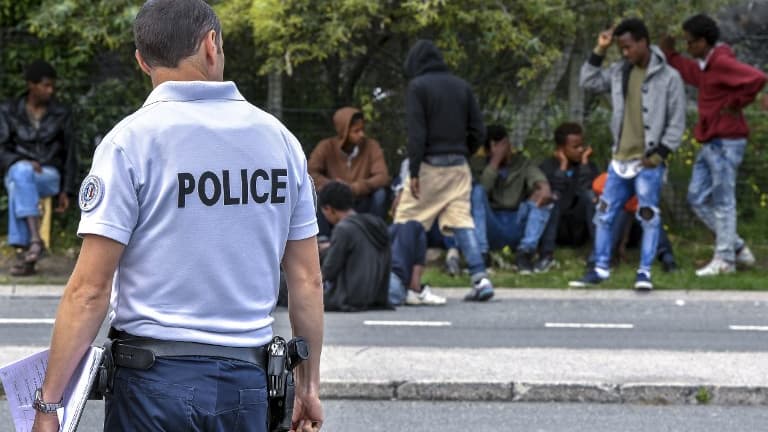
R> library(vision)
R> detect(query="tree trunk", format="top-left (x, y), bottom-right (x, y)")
top-left (567, 46), bottom-right (585, 124)
top-left (267, 69), bottom-right (283, 120)
top-left (510, 42), bottom-right (574, 149)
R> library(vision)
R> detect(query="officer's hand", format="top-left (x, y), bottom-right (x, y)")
top-left (410, 177), bottom-right (420, 200)
top-left (291, 391), bottom-right (323, 432)
top-left (55, 192), bottom-right (69, 213)
top-left (31, 412), bottom-right (59, 432)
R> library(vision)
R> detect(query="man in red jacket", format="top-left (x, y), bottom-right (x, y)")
top-left (661, 14), bottom-right (766, 276)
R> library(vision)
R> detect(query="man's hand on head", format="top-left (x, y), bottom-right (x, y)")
top-left (489, 139), bottom-right (511, 169)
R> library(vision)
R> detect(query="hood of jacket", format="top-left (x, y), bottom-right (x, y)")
top-left (404, 39), bottom-right (449, 79)
top-left (332, 107), bottom-right (362, 147)
top-left (624, 45), bottom-right (669, 77)
top-left (344, 213), bottom-right (389, 250)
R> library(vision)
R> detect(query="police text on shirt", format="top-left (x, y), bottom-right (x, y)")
top-left (177, 168), bottom-right (288, 207)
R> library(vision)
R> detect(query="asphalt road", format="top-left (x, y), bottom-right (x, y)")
top-left (2, 399), bottom-right (765, 432)
top-left (2, 291), bottom-right (768, 351)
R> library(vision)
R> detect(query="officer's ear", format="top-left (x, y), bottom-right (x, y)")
top-left (135, 50), bottom-right (152, 77)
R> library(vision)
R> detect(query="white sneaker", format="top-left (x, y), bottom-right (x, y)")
top-left (464, 277), bottom-right (494, 302)
top-left (695, 257), bottom-right (736, 277)
top-left (736, 245), bottom-right (756, 266)
top-left (405, 285), bottom-right (447, 306)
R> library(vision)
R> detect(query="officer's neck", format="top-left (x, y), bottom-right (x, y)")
top-left (149, 61), bottom-right (218, 88)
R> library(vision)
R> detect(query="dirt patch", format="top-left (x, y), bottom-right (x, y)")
top-left (0, 246), bottom-right (77, 284)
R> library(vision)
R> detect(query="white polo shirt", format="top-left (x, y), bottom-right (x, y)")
top-left (77, 81), bottom-right (318, 347)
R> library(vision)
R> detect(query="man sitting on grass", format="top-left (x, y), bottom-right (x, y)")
top-left (318, 181), bottom-right (392, 311)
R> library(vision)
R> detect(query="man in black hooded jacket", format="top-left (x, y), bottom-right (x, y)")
top-left (393, 39), bottom-right (494, 302)
top-left (319, 181), bottom-right (391, 311)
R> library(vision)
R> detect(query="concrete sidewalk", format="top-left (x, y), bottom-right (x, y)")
top-left (2, 344), bottom-right (767, 405)
top-left (3, 285), bottom-right (768, 405)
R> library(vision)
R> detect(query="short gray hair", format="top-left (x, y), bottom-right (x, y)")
top-left (134, 0), bottom-right (222, 68)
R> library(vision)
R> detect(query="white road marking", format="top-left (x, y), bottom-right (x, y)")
top-left (545, 322), bottom-right (634, 329)
top-left (0, 318), bottom-right (55, 325)
top-left (364, 320), bottom-right (452, 327)
top-left (729, 325), bottom-right (768, 332)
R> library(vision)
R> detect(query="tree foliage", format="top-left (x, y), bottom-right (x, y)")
top-left (3, 0), bottom-right (763, 246)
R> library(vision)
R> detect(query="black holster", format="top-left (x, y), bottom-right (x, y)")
top-left (267, 336), bottom-right (309, 432)
top-left (88, 339), bottom-right (115, 400)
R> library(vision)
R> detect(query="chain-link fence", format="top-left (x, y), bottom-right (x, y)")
top-left (281, 104), bottom-right (768, 246)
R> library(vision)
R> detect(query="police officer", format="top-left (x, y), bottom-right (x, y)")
top-left (31, 1), bottom-right (323, 431)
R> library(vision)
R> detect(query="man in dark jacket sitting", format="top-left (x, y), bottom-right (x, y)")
top-left (0, 60), bottom-right (78, 276)
top-left (319, 181), bottom-right (391, 311)
top-left (537, 122), bottom-right (600, 272)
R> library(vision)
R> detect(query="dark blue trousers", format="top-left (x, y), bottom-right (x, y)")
top-left (104, 357), bottom-right (268, 431)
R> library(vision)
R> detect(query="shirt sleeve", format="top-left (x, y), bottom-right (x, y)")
top-left (525, 164), bottom-right (548, 191)
top-left (77, 139), bottom-right (139, 245)
top-left (286, 131), bottom-right (319, 241)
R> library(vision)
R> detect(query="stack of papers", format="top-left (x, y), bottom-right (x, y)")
top-left (0, 347), bottom-right (104, 432)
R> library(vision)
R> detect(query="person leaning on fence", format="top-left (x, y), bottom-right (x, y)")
top-left (538, 122), bottom-right (600, 272)
top-left (571, 18), bottom-right (686, 292)
top-left (0, 60), bottom-right (78, 276)
top-left (394, 39), bottom-right (495, 302)
top-left (309, 107), bottom-right (390, 240)
top-left (660, 14), bottom-right (766, 276)
top-left (30, 1), bottom-right (323, 431)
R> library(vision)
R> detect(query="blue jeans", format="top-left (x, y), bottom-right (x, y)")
top-left (105, 357), bottom-right (268, 431)
top-left (388, 272), bottom-right (407, 306)
top-left (426, 221), bottom-right (456, 249)
top-left (593, 164), bottom-right (665, 274)
top-left (4, 161), bottom-right (61, 247)
top-left (389, 221), bottom-right (427, 304)
top-left (687, 139), bottom-right (746, 262)
top-left (471, 184), bottom-right (552, 254)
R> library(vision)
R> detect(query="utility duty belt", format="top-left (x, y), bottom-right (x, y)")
top-left (90, 328), bottom-right (309, 432)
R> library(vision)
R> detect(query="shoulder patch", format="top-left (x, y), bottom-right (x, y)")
top-left (79, 175), bottom-right (105, 212)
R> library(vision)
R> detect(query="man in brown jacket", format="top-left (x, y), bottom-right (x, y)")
top-left (309, 107), bottom-right (390, 238)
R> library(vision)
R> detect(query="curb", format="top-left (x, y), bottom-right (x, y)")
top-left (318, 380), bottom-right (768, 406)
top-left (2, 379), bottom-right (767, 406)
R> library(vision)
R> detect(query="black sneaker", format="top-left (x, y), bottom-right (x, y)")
top-left (516, 251), bottom-right (534, 275)
top-left (534, 255), bottom-right (558, 274)
top-left (661, 254), bottom-right (678, 273)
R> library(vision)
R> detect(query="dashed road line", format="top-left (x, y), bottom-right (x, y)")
top-left (0, 318), bottom-right (55, 325)
top-left (364, 320), bottom-right (452, 327)
top-left (729, 325), bottom-right (768, 332)
top-left (545, 322), bottom-right (634, 329)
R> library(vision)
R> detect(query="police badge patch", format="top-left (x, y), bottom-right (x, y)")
top-left (79, 175), bottom-right (105, 212)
